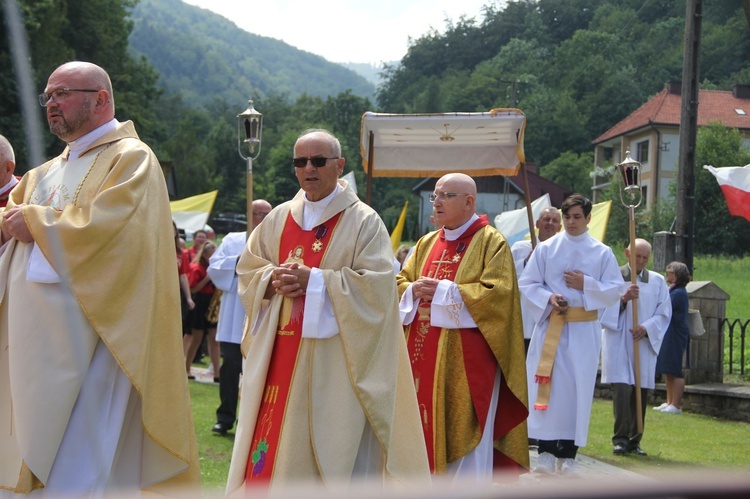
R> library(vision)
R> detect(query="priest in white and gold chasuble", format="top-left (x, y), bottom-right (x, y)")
top-left (0, 62), bottom-right (199, 496)
top-left (226, 130), bottom-right (429, 495)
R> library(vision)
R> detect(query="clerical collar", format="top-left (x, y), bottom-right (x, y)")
top-left (301, 183), bottom-right (340, 231)
top-left (443, 213), bottom-right (479, 241)
top-left (66, 119), bottom-right (119, 161)
top-left (562, 228), bottom-right (590, 242)
top-left (0, 175), bottom-right (19, 196)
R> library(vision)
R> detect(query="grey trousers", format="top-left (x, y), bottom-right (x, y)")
top-left (612, 383), bottom-right (649, 447)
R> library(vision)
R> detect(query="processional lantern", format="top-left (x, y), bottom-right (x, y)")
top-left (237, 98), bottom-right (263, 162)
top-left (237, 98), bottom-right (263, 239)
top-left (616, 150), bottom-right (643, 207)
top-left (617, 149), bottom-right (645, 434)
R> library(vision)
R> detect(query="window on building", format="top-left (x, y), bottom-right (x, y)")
top-left (637, 140), bottom-right (649, 164)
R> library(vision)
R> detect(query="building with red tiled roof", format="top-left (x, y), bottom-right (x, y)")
top-left (591, 81), bottom-right (750, 207)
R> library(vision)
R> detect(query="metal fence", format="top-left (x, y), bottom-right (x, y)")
top-left (722, 318), bottom-right (750, 377)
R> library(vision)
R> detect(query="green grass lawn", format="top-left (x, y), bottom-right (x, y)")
top-left (189, 381), bottom-right (235, 494)
top-left (187, 253), bottom-right (750, 487)
top-left (583, 398), bottom-right (750, 475)
top-left (188, 382), bottom-right (750, 488)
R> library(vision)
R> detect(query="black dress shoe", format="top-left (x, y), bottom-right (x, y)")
top-left (613, 444), bottom-right (628, 455)
top-left (212, 422), bottom-right (231, 434)
top-left (628, 445), bottom-right (647, 456)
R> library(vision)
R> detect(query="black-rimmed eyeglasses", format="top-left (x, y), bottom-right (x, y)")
top-left (429, 192), bottom-right (470, 203)
top-left (292, 157), bottom-right (339, 168)
top-left (39, 88), bottom-right (99, 107)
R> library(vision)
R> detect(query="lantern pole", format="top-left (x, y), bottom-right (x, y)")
top-left (237, 98), bottom-right (263, 240)
top-left (617, 150), bottom-right (644, 434)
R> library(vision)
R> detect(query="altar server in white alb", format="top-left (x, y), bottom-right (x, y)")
top-left (208, 199), bottom-right (272, 435)
top-left (519, 194), bottom-right (623, 476)
top-left (601, 238), bottom-right (671, 457)
top-left (511, 207), bottom-right (562, 353)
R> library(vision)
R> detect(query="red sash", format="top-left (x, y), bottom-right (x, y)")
top-left (406, 216), bottom-right (492, 472)
top-left (245, 212), bottom-right (342, 483)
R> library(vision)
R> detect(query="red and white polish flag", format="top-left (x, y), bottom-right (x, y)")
top-left (703, 164), bottom-right (750, 222)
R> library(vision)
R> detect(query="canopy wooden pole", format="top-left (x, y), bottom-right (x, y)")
top-left (521, 162), bottom-right (538, 248)
top-left (628, 205), bottom-right (643, 434)
top-left (365, 131), bottom-right (374, 206)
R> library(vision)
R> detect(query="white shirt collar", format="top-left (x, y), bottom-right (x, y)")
top-left (627, 263), bottom-right (645, 280)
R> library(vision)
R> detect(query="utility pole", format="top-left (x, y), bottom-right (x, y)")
top-left (675, 0), bottom-right (702, 274)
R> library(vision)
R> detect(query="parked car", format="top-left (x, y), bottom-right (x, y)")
top-left (209, 212), bottom-right (247, 234)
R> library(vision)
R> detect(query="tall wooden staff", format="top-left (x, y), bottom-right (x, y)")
top-left (617, 150), bottom-right (644, 433)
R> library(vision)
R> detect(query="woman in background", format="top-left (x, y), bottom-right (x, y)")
top-left (185, 241), bottom-right (220, 380)
top-left (654, 261), bottom-right (691, 414)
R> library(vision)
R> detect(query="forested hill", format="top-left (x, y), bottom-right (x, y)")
top-left (128, 0), bottom-right (375, 105)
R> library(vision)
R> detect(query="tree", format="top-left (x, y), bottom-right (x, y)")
top-left (540, 151), bottom-right (594, 195)
top-left (693, 123), bottom-right (750, 255)
top-left (0, 0), bottom-right (164, 169)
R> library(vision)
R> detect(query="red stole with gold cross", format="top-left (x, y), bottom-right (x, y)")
top-left (245, 211), bottom-right (343, 483)
top-left (405, 215), bottom-right (496, 472)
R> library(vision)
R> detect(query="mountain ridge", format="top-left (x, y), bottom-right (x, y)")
top-left (128, 0), bottom-right (375, 106)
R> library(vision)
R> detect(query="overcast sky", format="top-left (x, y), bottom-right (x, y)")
top-left (183, 0), bottom-right (499, 65)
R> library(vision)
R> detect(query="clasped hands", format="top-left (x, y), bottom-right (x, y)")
top-left (411, 277), bottom-right (439, 302)
top-left (266, 262), bottom-right (311, 299)
top-left (1, 204), bottom-right (34, 244)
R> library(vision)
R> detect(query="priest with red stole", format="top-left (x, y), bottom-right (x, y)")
top-left (226, 129), bottom-right (429, 494)
top-left (0, 134), bottom-right (19, 208)
top-left (396, 173), bottom-right (529, 483)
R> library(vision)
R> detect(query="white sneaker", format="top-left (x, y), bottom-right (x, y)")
top-left (653, 402), bottom-right (669, 411)
top-left (534, 452), bottom-right (557, 474)
top-left (663, 404), bottom-right (682, 414)
top-left (559, 458), bottom-right (581, 478)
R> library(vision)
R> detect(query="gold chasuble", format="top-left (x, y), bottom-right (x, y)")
top-left (397, 215), bottom-right (529, 474)
top-left (228, 182), bottom-right (429, 494)
top-left (0, 121), bottom-right (199, 493)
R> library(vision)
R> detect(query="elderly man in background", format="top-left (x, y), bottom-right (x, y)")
top-left (0, 61), bottom-right (199, 495)
top-left (0, 135), bottom-right (19, 208)
top-left (511, 207), bottom-right (562, 353)
top-left (226, 129), bottom-right (429, 493)
top-left (397, 172), bottom-right (529, 483)
top-left (209, 198), bottom-right (272, 435)
top-left (602, 238), bottom-right (671, 457)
